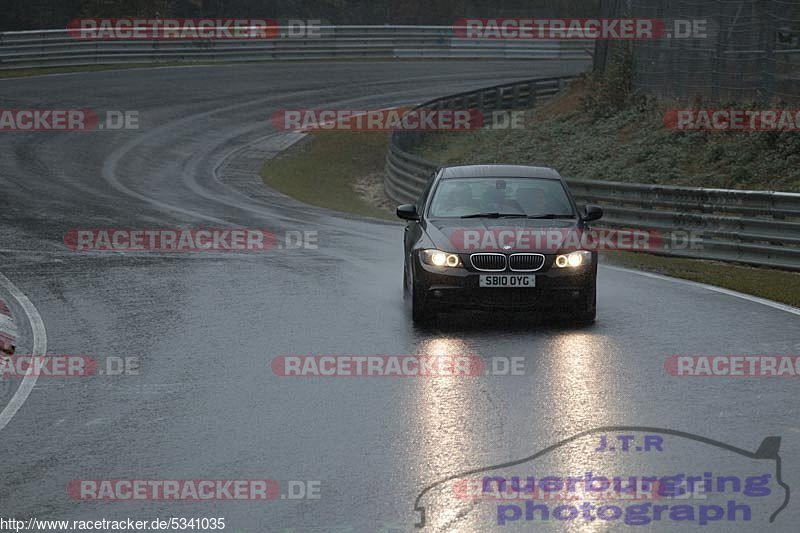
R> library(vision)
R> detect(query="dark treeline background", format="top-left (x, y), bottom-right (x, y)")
top-left (2, 0), bottom-right (600, 31)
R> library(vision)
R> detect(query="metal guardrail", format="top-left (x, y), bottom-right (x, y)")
top-left (0, 26), bottom-right (593, 69)
top-left (384, 77), bottom-right (800, 271)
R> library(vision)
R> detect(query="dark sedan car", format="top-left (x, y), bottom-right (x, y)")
top-left (397, 165), bottom-right (603, 324)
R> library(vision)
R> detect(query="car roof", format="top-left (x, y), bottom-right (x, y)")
top-left (439, 165), bottom-right (562, 180)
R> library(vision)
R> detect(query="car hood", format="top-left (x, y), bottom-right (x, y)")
top-left (426, 218), bottom-right (580, 253)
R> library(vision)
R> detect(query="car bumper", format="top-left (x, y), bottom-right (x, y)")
top-left (413, 256), bottom-right (596, 311)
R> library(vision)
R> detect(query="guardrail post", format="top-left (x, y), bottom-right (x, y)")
top-left (527, 82), bottom-right (537, 107)
top-left (494, 87), bottom-right (503, 110)
top-left (512, 85), bottom-right (520, 107)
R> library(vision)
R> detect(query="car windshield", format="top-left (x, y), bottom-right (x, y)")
top-left (427, 177), bottom-right (575, 218)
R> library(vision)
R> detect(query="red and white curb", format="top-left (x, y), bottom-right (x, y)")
top-left (0, 272), bottom-right (47, 432)
top-left (0, 297), bottom-right (18, 355)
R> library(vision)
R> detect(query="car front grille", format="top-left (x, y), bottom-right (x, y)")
top-left (470, 253), bottom-right (507, 271)
top-left (509, 253), bottom-right (545, 272)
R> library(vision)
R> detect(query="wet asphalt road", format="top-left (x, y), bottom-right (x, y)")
top-left (0, 61), bottom-right (798, 532)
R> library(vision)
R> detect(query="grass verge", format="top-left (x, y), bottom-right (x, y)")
top-left (602, 251), bottom-right (800, 308)
top-left (260, 131), bottom-right (395, 220)
top-left (415, 76), bottom-right (800, 192)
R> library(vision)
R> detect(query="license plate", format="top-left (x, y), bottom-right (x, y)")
top-left (479, 275), bottom-right (536, 288)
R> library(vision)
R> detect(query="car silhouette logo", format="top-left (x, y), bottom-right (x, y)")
top-left (413, 425), bottom-right (790, 529)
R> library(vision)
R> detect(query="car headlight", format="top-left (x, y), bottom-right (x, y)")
top-left (555, 250), bottom-right (592, 268)
top-left (421, 249), bottom-right (461, 268)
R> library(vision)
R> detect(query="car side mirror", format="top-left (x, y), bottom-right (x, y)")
top-left (583, 204), bottom-right (603, 222)
top-left (396, 204), bottom-right (419, 221)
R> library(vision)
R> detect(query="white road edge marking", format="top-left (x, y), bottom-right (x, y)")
top-left (602, 265), bottom-right (800, 317)
top-left (0, 272), bottom-right (47, 432)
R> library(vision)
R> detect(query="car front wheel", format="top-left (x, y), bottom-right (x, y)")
top-left (402, 267), bottom-right (409, 301)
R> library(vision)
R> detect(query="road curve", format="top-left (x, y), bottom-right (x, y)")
top-left (0, 61), bottom-right (798, 532)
